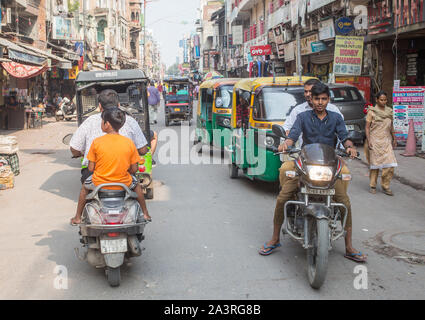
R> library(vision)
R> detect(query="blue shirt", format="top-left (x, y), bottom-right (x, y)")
top-left (288, 110), bottom-right (348, 148)
top-left (147, 86), bottom-right (160, 106)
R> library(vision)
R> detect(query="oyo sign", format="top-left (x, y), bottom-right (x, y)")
top-left (250, 45), bottom-right (272, 56)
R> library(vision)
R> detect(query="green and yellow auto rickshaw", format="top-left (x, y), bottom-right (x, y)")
top-left (228, 76), bottom-right (316, 182)
top-left (194, 78), bottom-right (239, 150)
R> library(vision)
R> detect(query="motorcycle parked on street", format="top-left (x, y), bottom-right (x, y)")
top-left (271, 124), bottom-right (357, 289)
top-left (56, 97), bottom-right (77, 122)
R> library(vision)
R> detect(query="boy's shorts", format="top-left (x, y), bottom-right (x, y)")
top-left (84, 175), bottom-right (139, 191)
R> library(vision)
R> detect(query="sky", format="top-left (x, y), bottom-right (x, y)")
top-left (145, 0), bottom-right (200, 68)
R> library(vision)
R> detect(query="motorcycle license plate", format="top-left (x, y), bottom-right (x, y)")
top-left (301, 187), bottom-right (335, 196)
top-left (174, 108), bottom-right (181, 111)
top-left (100, 238), bottom-right (127, 254)
top-left (346, 125), bottom-right (355, 131)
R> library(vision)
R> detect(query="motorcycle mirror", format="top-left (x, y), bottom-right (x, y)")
top-left (272, 124), bottom-right (287, 139)
top-left (62, 133), bottom-right (73, 146)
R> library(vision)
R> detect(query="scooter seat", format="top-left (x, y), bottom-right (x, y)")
top-left (98, 189), bottom-right (126, 198)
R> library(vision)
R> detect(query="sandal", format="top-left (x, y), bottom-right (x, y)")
top-left (382, 188), bottom-right (393, 196)
top-left (344, 251), bottom-right (367, 263)
top-left (259, 243), bottom-right (281, 256)
top-left (370, 187), bottom-right (376, 194)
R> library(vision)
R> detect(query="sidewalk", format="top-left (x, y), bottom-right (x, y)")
top-left (357, 147), bottom-right (425, 191)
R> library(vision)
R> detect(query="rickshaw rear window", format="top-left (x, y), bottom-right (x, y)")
top-left (253, 88), bottom-right (304, 121)
top-left (217, 85), bottom-right (233, 108)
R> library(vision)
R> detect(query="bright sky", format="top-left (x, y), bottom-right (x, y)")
top-left (145, 0), bottom-right (200, 68)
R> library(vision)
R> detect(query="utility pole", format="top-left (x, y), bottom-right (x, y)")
top-left (83, 0), bottom-right (87, 70)
top-left (223, 0), bottom-right (227, 77)
top-left (143, 0), bottom-right (147, 73)
top-left (296, 24), bottom-right (302, 81)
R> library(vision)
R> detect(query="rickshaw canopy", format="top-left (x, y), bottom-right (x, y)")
top-left (75, 69), bottom-right (148, 83)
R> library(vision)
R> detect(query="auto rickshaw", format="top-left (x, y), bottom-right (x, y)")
top-left (194, 78), bottom-right (239, 150)
top-left (75, 69), bottom-right (155, 199)
top-left (228, 76), bottom-right (316, 182)
top-left (163, 77), bottom-right (193, 126)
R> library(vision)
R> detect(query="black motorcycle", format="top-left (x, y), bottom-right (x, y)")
top-left (271, 125), bottom-right (357, 289)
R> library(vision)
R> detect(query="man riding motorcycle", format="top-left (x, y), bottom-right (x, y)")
top-left (259, 83), bottom-right (367, 263)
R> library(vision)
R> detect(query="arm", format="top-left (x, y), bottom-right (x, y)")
top-left (88, 161), bottom-right (95, 172)
top-left (335, 114), bottom-right (357, 158)
top-left (390, 120), bottom-right (397, 148)
top-left (128, 163), bottom-right (138, 175)
top-left (365, 110), bottom-right (373, 149)
top-left (279, 115), bottom-right (303, 152)
top-left (69, 120), bottom-right (89, 157)
top-left (70, 147), bottom-right (83, 158)
top-left (126, 116), bottom-right (148, 154)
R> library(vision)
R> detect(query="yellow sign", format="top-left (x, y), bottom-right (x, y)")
top-left (333, 36), bottom-right (364, 76)
top-left (300, 33), bottom-right (319, 56)
top-left (68, 65), bottom-right (79, 79)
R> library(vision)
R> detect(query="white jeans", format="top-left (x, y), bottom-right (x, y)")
top-left (149, 104), bottom-right (158, 122)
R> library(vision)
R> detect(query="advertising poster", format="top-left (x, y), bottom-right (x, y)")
top-left (333, 36), bottom-right (364, 76)
top-left (335, 76), bottom-right (371, 103)
top-left (392, 87), bottom-right (425, 145)
top-left (52, 16), bottom-right (73, 40)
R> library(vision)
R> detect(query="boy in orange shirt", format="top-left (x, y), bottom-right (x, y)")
top-left (70, 107), bottom-right (151, 225)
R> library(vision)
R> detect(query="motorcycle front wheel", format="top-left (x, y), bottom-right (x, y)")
top-left (306, 218), bottom-right (329, 289)
top-left (106, 267), bottom-right (121, 287)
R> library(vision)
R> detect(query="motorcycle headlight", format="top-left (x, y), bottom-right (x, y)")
top-left (264, 136), bottom-right (275, 147)
top-left (306, 165), bottom-right (333, 182)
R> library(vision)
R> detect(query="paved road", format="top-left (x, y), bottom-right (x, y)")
top-left (0, 101), bottom-right (424, 299)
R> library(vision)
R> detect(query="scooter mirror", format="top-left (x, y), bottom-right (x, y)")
top-left (272, 124), bottom-right (287, 139)
top-left (62, 133), bottom-right (73, 146)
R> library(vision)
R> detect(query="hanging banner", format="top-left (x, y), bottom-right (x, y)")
top-left (284, 41), bottom-right (296, 62)
top-left (250, 45), bottom-right (272, 56)
top-left (319, 18), bottom-right (335, 40)
top-left (1, 62), bottom-right (47, 79)
top-left (333, 36), bottom-right (364, 76)
top-left (52, 16), bottom-right (75, 40)
top-left (68, 65), bottom-right (79, 79)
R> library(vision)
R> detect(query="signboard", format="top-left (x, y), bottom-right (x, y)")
top-left (392, 87), bottom-right (425, 145)
top-left (52, 16), bottom-right (74, 40)
top-left (335, 17), bottom-right (354, 35)
top-left (300, 33), bottom-right (319, 56)
top-left (335, 76), bottom-right (371, 103)
top-left (311, 41), bottom-right (327, 53)
top-left (250, 45), bottom-right (272, 56)
top-left (284, 41), bottom-right (295, 62)
top-left (333, 36), bottom-right (364, 76)
top-left (273, 25), bottom-right (285, 59)
top-left (232, 25), bottom-right (243, 45)
top-left (319, 18), bottom-right (335, 40)
top-left (307, 0), bottom-right (336, 13)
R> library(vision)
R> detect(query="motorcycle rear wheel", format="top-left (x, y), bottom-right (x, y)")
top-left (106, 267), bottom-right (121, 287)
top-left (306, 218), bottom-right (329, 289)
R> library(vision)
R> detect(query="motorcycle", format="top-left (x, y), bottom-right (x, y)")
top-left (271, 124), bottom-right (358, 289)
top-left (56, 98), bottom-right (77, 122)
top-left (62, 134), bottom-right (149, 287)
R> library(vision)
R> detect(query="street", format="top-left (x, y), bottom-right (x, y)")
top-left (0, 102), bottom-right (424, 300)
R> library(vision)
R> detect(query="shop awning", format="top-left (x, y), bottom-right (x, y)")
top-left (17, 43), bottom-right (73, 69)
top-left (0, 38), bottom-right (47, 65)
top-left (1, 61), bottom-right (48, 79)
top-left (48, 42), bottom-right (81, 61)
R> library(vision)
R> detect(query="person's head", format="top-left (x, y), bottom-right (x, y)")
top-left (149, 81), bottom-right (155, 87)
top-left (98, 89), bottom-right (119, 111)
top-left (311, 83), bottom-right (330, 113)
top-left (101, 107), bottom-right (125, 133)
top-left (304, 79), bottom-right (321, 104)
top-left (376, 91), bottom-right (388, 107)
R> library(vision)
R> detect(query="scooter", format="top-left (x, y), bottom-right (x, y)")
top-left (75, 182), bottom-right (149, 287)
top-left (56, 98), bottom-right (77, 122)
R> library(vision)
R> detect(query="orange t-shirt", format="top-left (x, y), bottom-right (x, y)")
top-left (87, 134), bottom-right (140, 190)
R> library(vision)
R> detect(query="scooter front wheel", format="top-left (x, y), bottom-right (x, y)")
top-left (106, 266), bottom-right (121, 287)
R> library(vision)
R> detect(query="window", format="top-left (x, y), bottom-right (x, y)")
top-left (97, 19), bottom-right (107, 43)
top-left (253, 88), bottom-right (304, 121)
top-left (330, 87), bottom-right (362, 102)
top-left (217, 85), bottom-right (233, 108)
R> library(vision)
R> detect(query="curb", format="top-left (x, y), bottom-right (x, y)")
top-left (357, 157), bottom-right (425, 191)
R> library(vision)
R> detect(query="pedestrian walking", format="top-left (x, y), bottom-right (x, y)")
top-left (147, 81), bottom-right (160, 125)
top-left (365, 91), bottom-right (397, 196)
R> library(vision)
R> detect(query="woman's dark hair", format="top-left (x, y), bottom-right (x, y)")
top-left (311, 83), bottom-right (330, 97)
top-left (304, 79), bottom-right (321, 87)
top-left (101, 107), bottom-right (125, 132)
top-left (376, 91), bottom-right (387, 99)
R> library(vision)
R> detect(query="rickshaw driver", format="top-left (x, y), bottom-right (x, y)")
top-left (236, 93), bottom-right (250, 128)
top-left (70, 89), bottom-right (149, 184)
top-left (259, 83), bottom-right (367, 263)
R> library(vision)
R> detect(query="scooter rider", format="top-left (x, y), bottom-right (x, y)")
top-left (259, 83), bottom-right (367, 263)
top-left (70, 89), bottom-right (148, 184)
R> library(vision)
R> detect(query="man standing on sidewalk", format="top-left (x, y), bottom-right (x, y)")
top-left (147, 81), bottom-right (161, 125)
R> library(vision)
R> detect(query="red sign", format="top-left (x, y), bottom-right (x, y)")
top-left (335, 76), bottom-right (372, 103)
top-left (250, 45), bottom-right (272, 56)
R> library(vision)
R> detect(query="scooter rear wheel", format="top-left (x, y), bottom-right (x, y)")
top-left (106, 266), bottom-right (121, 287)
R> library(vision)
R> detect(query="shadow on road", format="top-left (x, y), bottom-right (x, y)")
top-left (19, 148), bottom-right (81, 168)
top-left (40, 169), bottom-right (81, 202)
